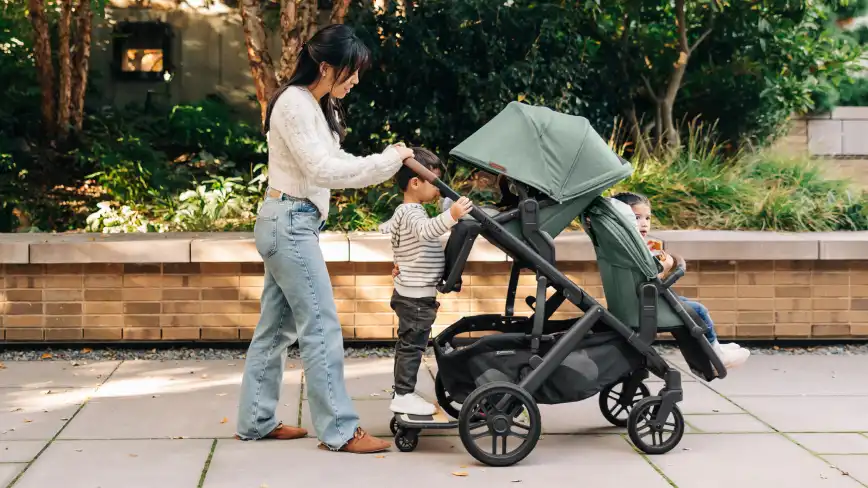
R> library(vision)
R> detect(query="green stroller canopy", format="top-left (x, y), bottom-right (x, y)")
top-left (449, 102), bottom-right (632, 203)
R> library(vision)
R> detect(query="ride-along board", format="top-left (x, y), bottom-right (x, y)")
top-left (389, 407), bottom-right (458, 452)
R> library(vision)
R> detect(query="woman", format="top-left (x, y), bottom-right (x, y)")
top-left (236, 24), bottom-right (413, 454)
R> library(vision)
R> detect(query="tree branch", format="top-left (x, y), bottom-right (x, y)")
top-left (330, 0), bottom-right (352, 24)
top-left (641, 74), bottom-right (659, 102)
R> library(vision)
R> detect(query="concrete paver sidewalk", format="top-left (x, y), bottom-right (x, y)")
top-left (1, 354), bottom-right (867, 488)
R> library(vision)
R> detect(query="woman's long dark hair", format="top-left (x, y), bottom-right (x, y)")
top-left (263, 24), bottom-right (371, 140)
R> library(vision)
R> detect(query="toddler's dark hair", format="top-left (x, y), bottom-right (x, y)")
top-left (396, 147), bottom-right (443, 191)
top-left (612, 191), bottom-right (650, 207)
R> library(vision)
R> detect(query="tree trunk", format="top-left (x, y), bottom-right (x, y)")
top-left (57, 0), bottom-right (74, 140)
top-left (661, 62), bottom-right (686, 149)
top-left (70, 0), bottom-right (93, 132)
top-left (239, 0), bottom-right (279, 126)
top-left (28, 0), bottom-right (55, 138)
top-left (278, 0), bottom-right (300, 84)
top-left (625, 105), bottom-right (650, 161)
top-left (299, 0), bottom-right (319, 42)
top-left (330, 0), bottom-right (351, 24)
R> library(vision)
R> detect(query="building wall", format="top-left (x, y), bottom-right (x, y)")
top-left (2, 231), bottom-right (868, 343)
top-left (90, 4), bottom-right (329, 117)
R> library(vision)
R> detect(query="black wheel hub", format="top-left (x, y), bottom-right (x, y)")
top-left (491, 415), bottom-right (510, 434)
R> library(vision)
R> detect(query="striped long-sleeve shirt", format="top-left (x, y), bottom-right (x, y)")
top-left (379, 203), bottom-right (457, 298)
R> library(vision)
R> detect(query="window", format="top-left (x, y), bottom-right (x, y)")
top-left (111, 21), bottom-right (173, 82)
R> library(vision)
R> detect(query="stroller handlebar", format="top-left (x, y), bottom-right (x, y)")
top-left (403, 157), bottom-right (438, 184)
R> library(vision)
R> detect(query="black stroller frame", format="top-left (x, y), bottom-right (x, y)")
top-left (389, 159), bottom-right (727, 466)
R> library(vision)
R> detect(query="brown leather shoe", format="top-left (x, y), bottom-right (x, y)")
top-left (317, 427), bottom-right (390, 453)
top-left (235, 423), bottom-right (307, 441)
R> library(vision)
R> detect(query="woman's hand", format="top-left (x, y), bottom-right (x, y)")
top-left (449, 197), bottom-right (473, 221)
top-left (390, 143), bottom-right (414, 161)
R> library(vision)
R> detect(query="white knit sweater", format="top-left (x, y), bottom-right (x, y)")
top-left (266, 86), bottom-right (404, 219)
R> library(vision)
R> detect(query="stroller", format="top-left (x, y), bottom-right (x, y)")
top-left (389, 102), bottom-right (727, 467)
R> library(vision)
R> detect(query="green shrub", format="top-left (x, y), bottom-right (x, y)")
top-left (611, 124), bottom-right (868, 232)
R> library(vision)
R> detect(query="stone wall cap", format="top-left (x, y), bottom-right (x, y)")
top-left (6, 230), bottom-right (868, 263)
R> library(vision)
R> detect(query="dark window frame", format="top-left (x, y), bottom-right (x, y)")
top-left (111, 20), bottom-right (174, 82)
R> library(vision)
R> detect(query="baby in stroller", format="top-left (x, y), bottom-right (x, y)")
top-left (610, 192), bottom-right (750, 369)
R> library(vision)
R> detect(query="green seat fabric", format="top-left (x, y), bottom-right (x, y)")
top-left (583, 198), bottom-right (686, 331)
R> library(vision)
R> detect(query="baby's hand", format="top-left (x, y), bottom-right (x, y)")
top-left (391, 264), bottom-right (400, 278)
top-left (449, 197), bottom-right (473, 221)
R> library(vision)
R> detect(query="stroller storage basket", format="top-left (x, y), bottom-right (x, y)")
top-left (433, 314), bottom-right (644, 406)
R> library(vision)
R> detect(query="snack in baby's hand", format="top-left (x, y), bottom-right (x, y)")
top-left (646, 237), bottom-right (663, 254)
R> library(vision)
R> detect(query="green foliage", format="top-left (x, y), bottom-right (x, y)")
top-left (345, 0), bottom-right (598, 157)
top-left (611, 123), bottom-right (868, 232)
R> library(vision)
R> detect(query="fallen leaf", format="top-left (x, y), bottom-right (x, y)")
top-left (82, 348), bottom-right (93, 354)
top-left (459, 465), bottom-right (467, 469)
top-left (216, 393), bottom-right (228, 397)
top-left (511, 480), bottom-right (522, 483)
top-left (23, 419), bottom-right (32, 423)
top-left (452, 472), bottom-right (469, 477)
top-left (220, 417), bottom-right (228, 424)
top-left (129, 454), bottom-right (138, 458)
top-left (41, 353), bottom-right (52, 360)
top-left (0, 362), bottom-right (6, 369)
top-left (60, 418), bottom-right (69, 421)
top-left (172, 436), bottom-right (186, 439)
top-left (227, 363), bottom-right (236, 367)
top-left (10, 408), bottom-right (22, 413)
top-left (843, 471), bottom-right (850, 476)
top-left (75, 449), bottom-right (83, 452)
top-left (370, 393), bottom-right (380, 397)
top-left (375, 455), bottom-right (386, 459)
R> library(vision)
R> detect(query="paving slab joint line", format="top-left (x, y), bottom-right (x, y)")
top-left (196, 439), bottom-right (218, 488)
top-left (702, 387), bottom-right (868, 488)
top-left (3, 360), bottom-right (125, 488)
top-left (782, 433), bottom-right (868, 488)
top-left (297, 372), bottom-right (305, 428)
top-left (619, 434), bottom-right (679, 488)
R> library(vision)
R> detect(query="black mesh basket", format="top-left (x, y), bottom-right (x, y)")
top-left (433, 314), bottom-right (645, 406)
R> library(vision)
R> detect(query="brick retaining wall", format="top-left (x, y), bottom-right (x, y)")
top-left (2, 231), bottom-right (868, 342)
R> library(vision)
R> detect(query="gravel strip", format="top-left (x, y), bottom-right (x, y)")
top-left (0, 343), bottom-right (866, 362)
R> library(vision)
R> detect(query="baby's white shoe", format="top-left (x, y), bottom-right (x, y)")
top-left (712, 341), bottom-right (750, 370)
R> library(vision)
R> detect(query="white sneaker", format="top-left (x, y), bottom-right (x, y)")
top-left (390, 392), bottom-right (436, 415)
top-left (720, 342), bottom-right (741, 351)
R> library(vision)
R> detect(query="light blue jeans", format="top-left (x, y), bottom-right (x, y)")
top-left (236, 193), bottom-right (359, 449)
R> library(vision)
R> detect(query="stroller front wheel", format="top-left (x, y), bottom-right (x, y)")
top-left (627, 396), bottom-right (685, 455)
top-left (458, 382), bottom-right (541, 467)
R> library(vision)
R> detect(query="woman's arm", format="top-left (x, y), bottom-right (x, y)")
top-left (271, 89), bottom-right (403, 189)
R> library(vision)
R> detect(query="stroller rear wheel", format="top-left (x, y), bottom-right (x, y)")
top-left (458, 382), bottom-right (541, 467)
top-left (599, 380), bottom-right (651, 427)
top-left (627, 396), bottom-right (685, 455)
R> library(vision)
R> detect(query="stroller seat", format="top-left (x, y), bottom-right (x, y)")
top-left (582, 198), bottom-right (723, 382)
